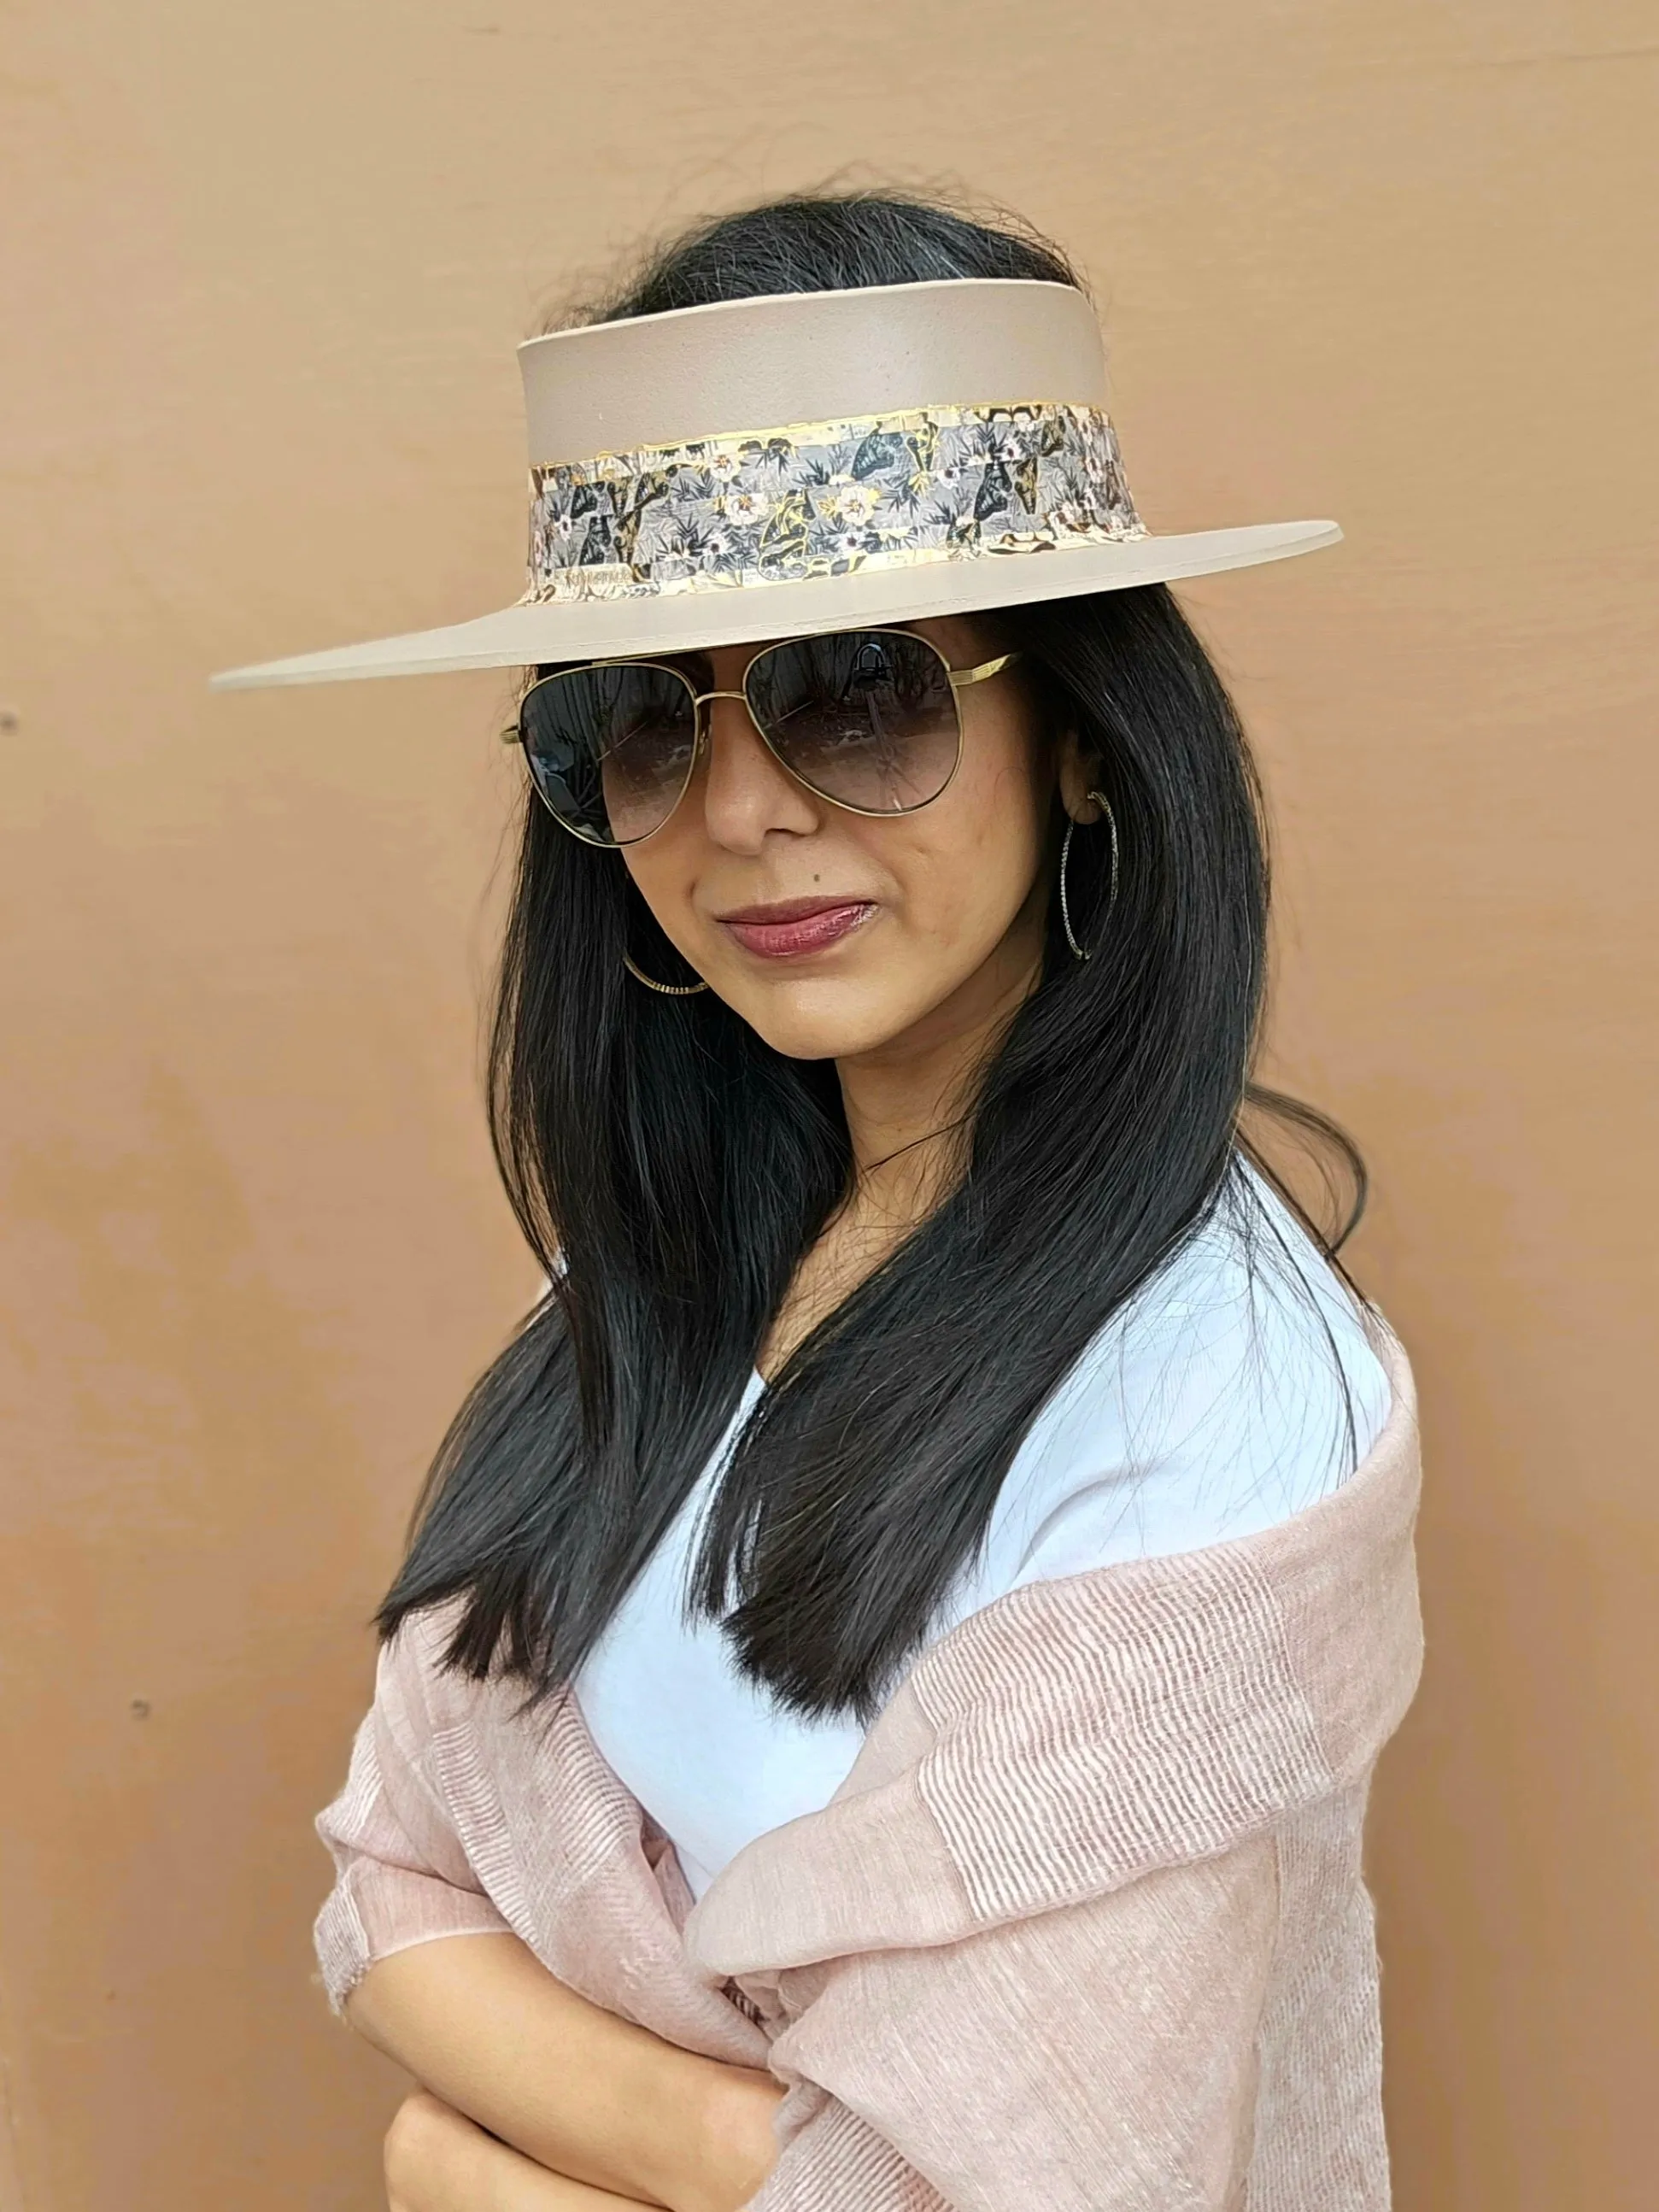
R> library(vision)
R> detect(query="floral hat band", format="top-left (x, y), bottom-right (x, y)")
top-left (523, 400), bottom-right (1146, 606)
top-left (211, 279), bottom-right (1340, 690)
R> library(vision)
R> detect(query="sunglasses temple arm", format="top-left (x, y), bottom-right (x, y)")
top-left (947, 650), bottom-right (1022, 690)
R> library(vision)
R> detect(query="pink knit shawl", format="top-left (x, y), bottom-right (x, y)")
top-left (315, 1319), bottom-right (1423, 2209)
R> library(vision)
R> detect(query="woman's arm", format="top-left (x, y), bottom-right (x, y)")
top-left (384, 2088), bottom-right (661, 2209)
top-left (348, 1932), bottom-right (783, 2212)
top-left (316, 1624), bottom-right (783, 2212)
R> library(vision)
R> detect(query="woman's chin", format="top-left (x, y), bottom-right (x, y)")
top-left (716, 972), bottom-right (927, 1064)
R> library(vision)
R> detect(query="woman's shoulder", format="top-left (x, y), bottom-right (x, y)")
top-left (970, 1161), bottom-right (1394, 1599)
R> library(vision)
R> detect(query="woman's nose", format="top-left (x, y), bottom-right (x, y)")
top-left (696, 689), bottom-right (818, 843)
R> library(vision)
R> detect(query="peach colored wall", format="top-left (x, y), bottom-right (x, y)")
top-left (3, 3), bottom-right (1655, 2206)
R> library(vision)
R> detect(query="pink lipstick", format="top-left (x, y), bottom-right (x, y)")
top-left (715, 896), bottom-right (876, 959)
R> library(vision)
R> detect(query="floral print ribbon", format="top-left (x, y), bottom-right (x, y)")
top-left (523, 402), bottom-right (1146, 603)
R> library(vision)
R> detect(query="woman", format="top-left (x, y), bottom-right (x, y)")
top-left (216, 193), bottom-right (1422, 2209)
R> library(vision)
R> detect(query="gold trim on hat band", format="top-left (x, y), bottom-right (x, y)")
top-left (522, 401), bottom-right (1146, 606)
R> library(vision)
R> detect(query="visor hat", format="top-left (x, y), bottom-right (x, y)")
top-left (210, 277), bottom-right (1338, 691)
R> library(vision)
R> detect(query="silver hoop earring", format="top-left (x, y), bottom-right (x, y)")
top-left (1059, 789), bottom-right (1121, 963)
top-left (622, 950), bottom-right (709, 995)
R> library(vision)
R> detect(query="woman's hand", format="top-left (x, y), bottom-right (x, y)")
top-left (384, 2088), bottom-right (666, 2209)
top-left (682, 2062), bottom-right (788, 2212)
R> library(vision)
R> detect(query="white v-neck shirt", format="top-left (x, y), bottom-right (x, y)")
top-left (570, 1169), bottom-right (1391, 1901)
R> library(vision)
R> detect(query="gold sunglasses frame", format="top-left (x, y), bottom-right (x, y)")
top-left (500, 627), bottom-right (1022, 848)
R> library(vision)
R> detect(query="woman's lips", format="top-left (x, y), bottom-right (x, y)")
top-left (718, 901), bottom-right (876, 959)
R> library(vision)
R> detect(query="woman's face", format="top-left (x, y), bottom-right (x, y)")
top-left (618, 615), bottom-right (1088, 1065)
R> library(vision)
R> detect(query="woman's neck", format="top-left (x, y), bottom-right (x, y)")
top-left (835, 933), bottom-right (1044, 1229)
top-left (755, 922), bottom-right (1046, 1383)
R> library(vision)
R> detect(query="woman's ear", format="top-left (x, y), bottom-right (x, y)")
top-left (1054, 726), bottom-right (1107, 822)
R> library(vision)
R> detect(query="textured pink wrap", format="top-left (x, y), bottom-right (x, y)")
top-left (315, 1321), bottom-right (1423, 2209)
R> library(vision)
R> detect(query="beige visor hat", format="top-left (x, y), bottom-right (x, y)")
top-left (210, 278), bottom-right (1339, 690)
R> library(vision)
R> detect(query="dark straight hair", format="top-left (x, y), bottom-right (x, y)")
top-left (378, 190), bottom-right (1369, 1724)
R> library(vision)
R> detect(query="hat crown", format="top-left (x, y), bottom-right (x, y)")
top-left (517, 278), bottom-right (1109, 466)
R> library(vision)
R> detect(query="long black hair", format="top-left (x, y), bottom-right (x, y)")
top-left (379, 190), bottom-right (1368, 1724)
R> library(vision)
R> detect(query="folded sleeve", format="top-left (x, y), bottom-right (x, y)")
top-left (313, 1626), bottom-right (512, 2013)
top-left (745, 1833), bottom-right (1281, 2212)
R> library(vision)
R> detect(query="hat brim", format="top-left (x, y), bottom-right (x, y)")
top-left (208, 520), bottom-right (1339, 689)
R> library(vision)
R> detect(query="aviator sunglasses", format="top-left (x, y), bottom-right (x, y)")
top-left (501, 626), bottom-right (1022, 848)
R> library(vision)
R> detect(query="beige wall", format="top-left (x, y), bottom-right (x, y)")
top-left (3, 3), bottom-right (1656, 2205)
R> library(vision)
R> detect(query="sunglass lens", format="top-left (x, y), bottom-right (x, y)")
top-left (745, 631), bottom-right (960, 815)
top-left (519, 664), bottom-right (697, 843)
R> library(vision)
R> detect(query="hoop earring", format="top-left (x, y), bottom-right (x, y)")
top-left (622, 950), bottom-right (709, 995)
top-left (1059, 788), bottom-right (1121, 963)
